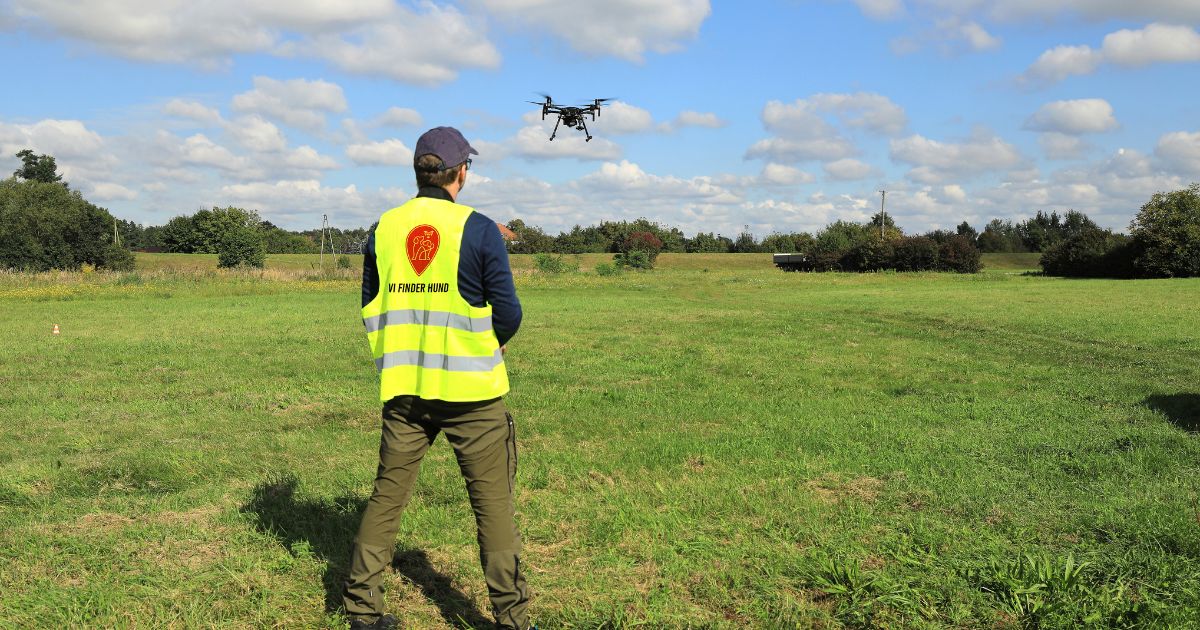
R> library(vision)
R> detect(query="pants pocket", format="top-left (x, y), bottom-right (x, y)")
top-left (505, 412), bottom-right (518, 489)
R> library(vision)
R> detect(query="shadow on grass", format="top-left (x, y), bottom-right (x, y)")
top-left (1144, 393), bottom-right (1200, 433)
top-left (241, 473), bottom-right (492, 629)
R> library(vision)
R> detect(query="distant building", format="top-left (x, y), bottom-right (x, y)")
top-left (496, 222), bottom-right (517, 242)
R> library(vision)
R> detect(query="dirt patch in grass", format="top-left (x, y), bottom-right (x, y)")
top-left (806, 474), bottom-right (885, 505)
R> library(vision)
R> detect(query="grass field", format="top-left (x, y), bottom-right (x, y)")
top-left (2, 254), bottom-right (1198, 628)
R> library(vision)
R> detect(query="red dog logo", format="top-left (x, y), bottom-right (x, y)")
top-left (406, 225), bottom-right (440, 276)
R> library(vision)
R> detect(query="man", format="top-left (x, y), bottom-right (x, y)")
top-left (345, 126), bottom-right (530, 630)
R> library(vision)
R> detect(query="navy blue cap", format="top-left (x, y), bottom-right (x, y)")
top-left (414, 126), bottom-right (478, 171)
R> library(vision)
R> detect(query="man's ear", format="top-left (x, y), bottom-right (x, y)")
top-left (457, 164), bottom-right (468, 187)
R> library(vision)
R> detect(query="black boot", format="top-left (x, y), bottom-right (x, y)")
top-left (348, 613), bottom-right (398, 630)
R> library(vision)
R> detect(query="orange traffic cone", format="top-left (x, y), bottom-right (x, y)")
top-left (52, 324), bottom-right (60, 335)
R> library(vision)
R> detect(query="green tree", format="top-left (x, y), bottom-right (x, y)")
top-left (505, 219), bottom-right (555, 254)
top-left (13, 149), bottom-right (64, 185)
top-left (0, 178), bottom-right (132, 271)
top-left (685, 231), bottom-right (730, 253)
top-left (217, 224), bottom-right (267, 268)
top-left (1130, 183), bottom-right (1200, 278)
top-left (978, 219), bottom-right (1024, 253)
top-left (956, 221), bottom-right (978, 245)
top-left (731, 231), bottom-right (762, 253)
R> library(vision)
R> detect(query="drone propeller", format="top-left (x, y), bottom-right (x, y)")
top-left (536, 92), bottom-right (554, 104)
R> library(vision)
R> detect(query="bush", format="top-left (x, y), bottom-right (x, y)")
top-left (937, 235), bottom-right (982, 273)
top-left (891, 236), bottom-right (939, 271)
top-left (1130, 183), bottom-right (1200, 278)
top-left (594, 262), bottom-right (620, 276)
top-left (336, 254), bottom-right (352, 269)
top-left (844, 238), bottom-right (894, 272)
top-left (217, 225), bottom-right (266, 269)
top-left (620, 231), bottom-right (663, 264)
top-left (101, 244), bottom-right (136, 271)
top-left (1040, 228), bottom-right (1135, 278)
top-left (533, 253), bottom-right (578, 274)
top-left (615, 250), bottom-right (653, 270)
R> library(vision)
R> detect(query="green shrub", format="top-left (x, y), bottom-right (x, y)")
top-left (336, 254), bottom-right (352, 269)
top-left (217, 225), bottom-right (266, 269)
top-left (1130, 183), bottom-right (1200, 278)
top-left (533, 253), bottom-right (578, 273)
top-left (1040, 228), bottom-right (1135, 278)
top-left (615, 250), bottom-right (653, 270)
top-left (594, 262), bottom-right (620, 276)
top-left (844, 238), bottom-right (895, 272)
top-left (937, 235), bottom-right (982, 273)
top-left (890, 236), bottom-right (938, 271)
top-left (619, 231), bottom-right (663, 266)
top-left (100, 244), bottom-right (136, 271)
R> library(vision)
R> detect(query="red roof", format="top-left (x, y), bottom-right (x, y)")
top-left (496, 222), bottom-right (517, 241)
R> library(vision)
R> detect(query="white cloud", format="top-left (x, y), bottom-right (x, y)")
top-left (280, 145), bottom-right (339, 174)
top-left (281, 4), bottom-right (500, 85)
top-left (0, 119), bottom-right (104, 159)
top-left (373, 107), bottom-right (423, 128)
top-left (575, 160), bottom-right (739, 203)
top-left (1024, 45), bottom-right (1104, 83)
top-left (89, 182), bottom-right (138, 201)
top-left (808, 93), bottom-right (908, 135)
top-left (983, 0), bottom-right (1200, 23)
top-left (748, 92), bottom-right (905, 164)
top-left (510, 125), bottom-right (623, 161)
top-left (890, 129), bottom-right (1026, 183)
top-left (1023, 24), bottom-right (1200, 85)
top-left (1155, 131), bottom-right (1200, 174)
top-left (599, 101), bottom-right (655, 134)
top-left (823, 158), bottom-right (877, 181)
top-left (1024, 99), bottom-right (1118, 135)
top-left (478, 0), bottom-right (711, 62)
top-left (760, 163), bottom-right (814, 186)
top-left (893, 17), bottom-right (1002, 55)
top-left (346, 139), bottom-right (415, 166)
top-left (225, 115), bottom-right (288, 153)
top-left (954, 19), bottom-right (1001, 51)
top-left (10, 1), bottom-right (493, 85)
top-left (673, 110), bottom-right (727, 129)
top-left (231, 76), bottom-right (347, 132)
top-left (1038, 132), bottom-right (1090, 160)
top-left (163, 99), bottom-right (222, 126)
top-left (1102, 23), bottom-right (1200, 66)
top-left (219, 179), bottom-right (399, 225)
top-left (745, 137), bottom-right (858, 163)
top-left (177, 133), bottom-right (247, 173)
top-left (852, 0), bottom-right (905, 19)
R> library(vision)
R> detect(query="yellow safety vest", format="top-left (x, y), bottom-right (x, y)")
top-left (362, 197), bottom-right (508, 402)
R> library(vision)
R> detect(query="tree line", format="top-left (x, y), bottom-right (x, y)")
top-left (3, 149), bottom-right (1195, 277)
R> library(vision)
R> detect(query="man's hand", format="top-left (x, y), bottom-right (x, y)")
top-left (500, 344), bottom-right (507, 355)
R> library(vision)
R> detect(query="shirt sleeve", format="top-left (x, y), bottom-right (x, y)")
top-left (361, 231), bottom-right (379, 309)
top-left (459, 213), bottom-right (522, 346)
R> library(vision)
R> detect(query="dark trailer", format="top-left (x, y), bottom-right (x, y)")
top-left (773, 253), bottom-right (811, 272)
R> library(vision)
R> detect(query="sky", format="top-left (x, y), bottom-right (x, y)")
top-left (1, 0), bottom-right (1198, 237)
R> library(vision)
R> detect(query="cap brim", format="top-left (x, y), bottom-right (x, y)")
top-left (468, 145), bottom-right (479, 156)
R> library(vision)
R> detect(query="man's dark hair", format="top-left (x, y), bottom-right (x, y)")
top-left (415, 154), bottom-right (463, 189)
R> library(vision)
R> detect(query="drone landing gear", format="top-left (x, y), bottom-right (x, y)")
top-left (580, 119), bottom-right (593, 142)
top-left (549, 116), bottom-right (561, 141)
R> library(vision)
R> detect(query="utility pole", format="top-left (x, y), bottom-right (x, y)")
top-left (878, 190), bottom-right (887, 239)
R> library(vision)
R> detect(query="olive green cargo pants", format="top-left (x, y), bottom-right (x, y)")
top-left (343, 396), bottom-right (530, 629)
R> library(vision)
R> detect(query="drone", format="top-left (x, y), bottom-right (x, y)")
top-left (527, 94), bottom-right (613, 142)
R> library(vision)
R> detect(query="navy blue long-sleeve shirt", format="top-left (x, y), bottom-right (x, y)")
top-left (361, 186), bottom-right (522, 346)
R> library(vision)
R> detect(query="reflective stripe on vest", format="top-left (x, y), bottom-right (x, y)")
top-left (362, 196), bottom-right (508, 403)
